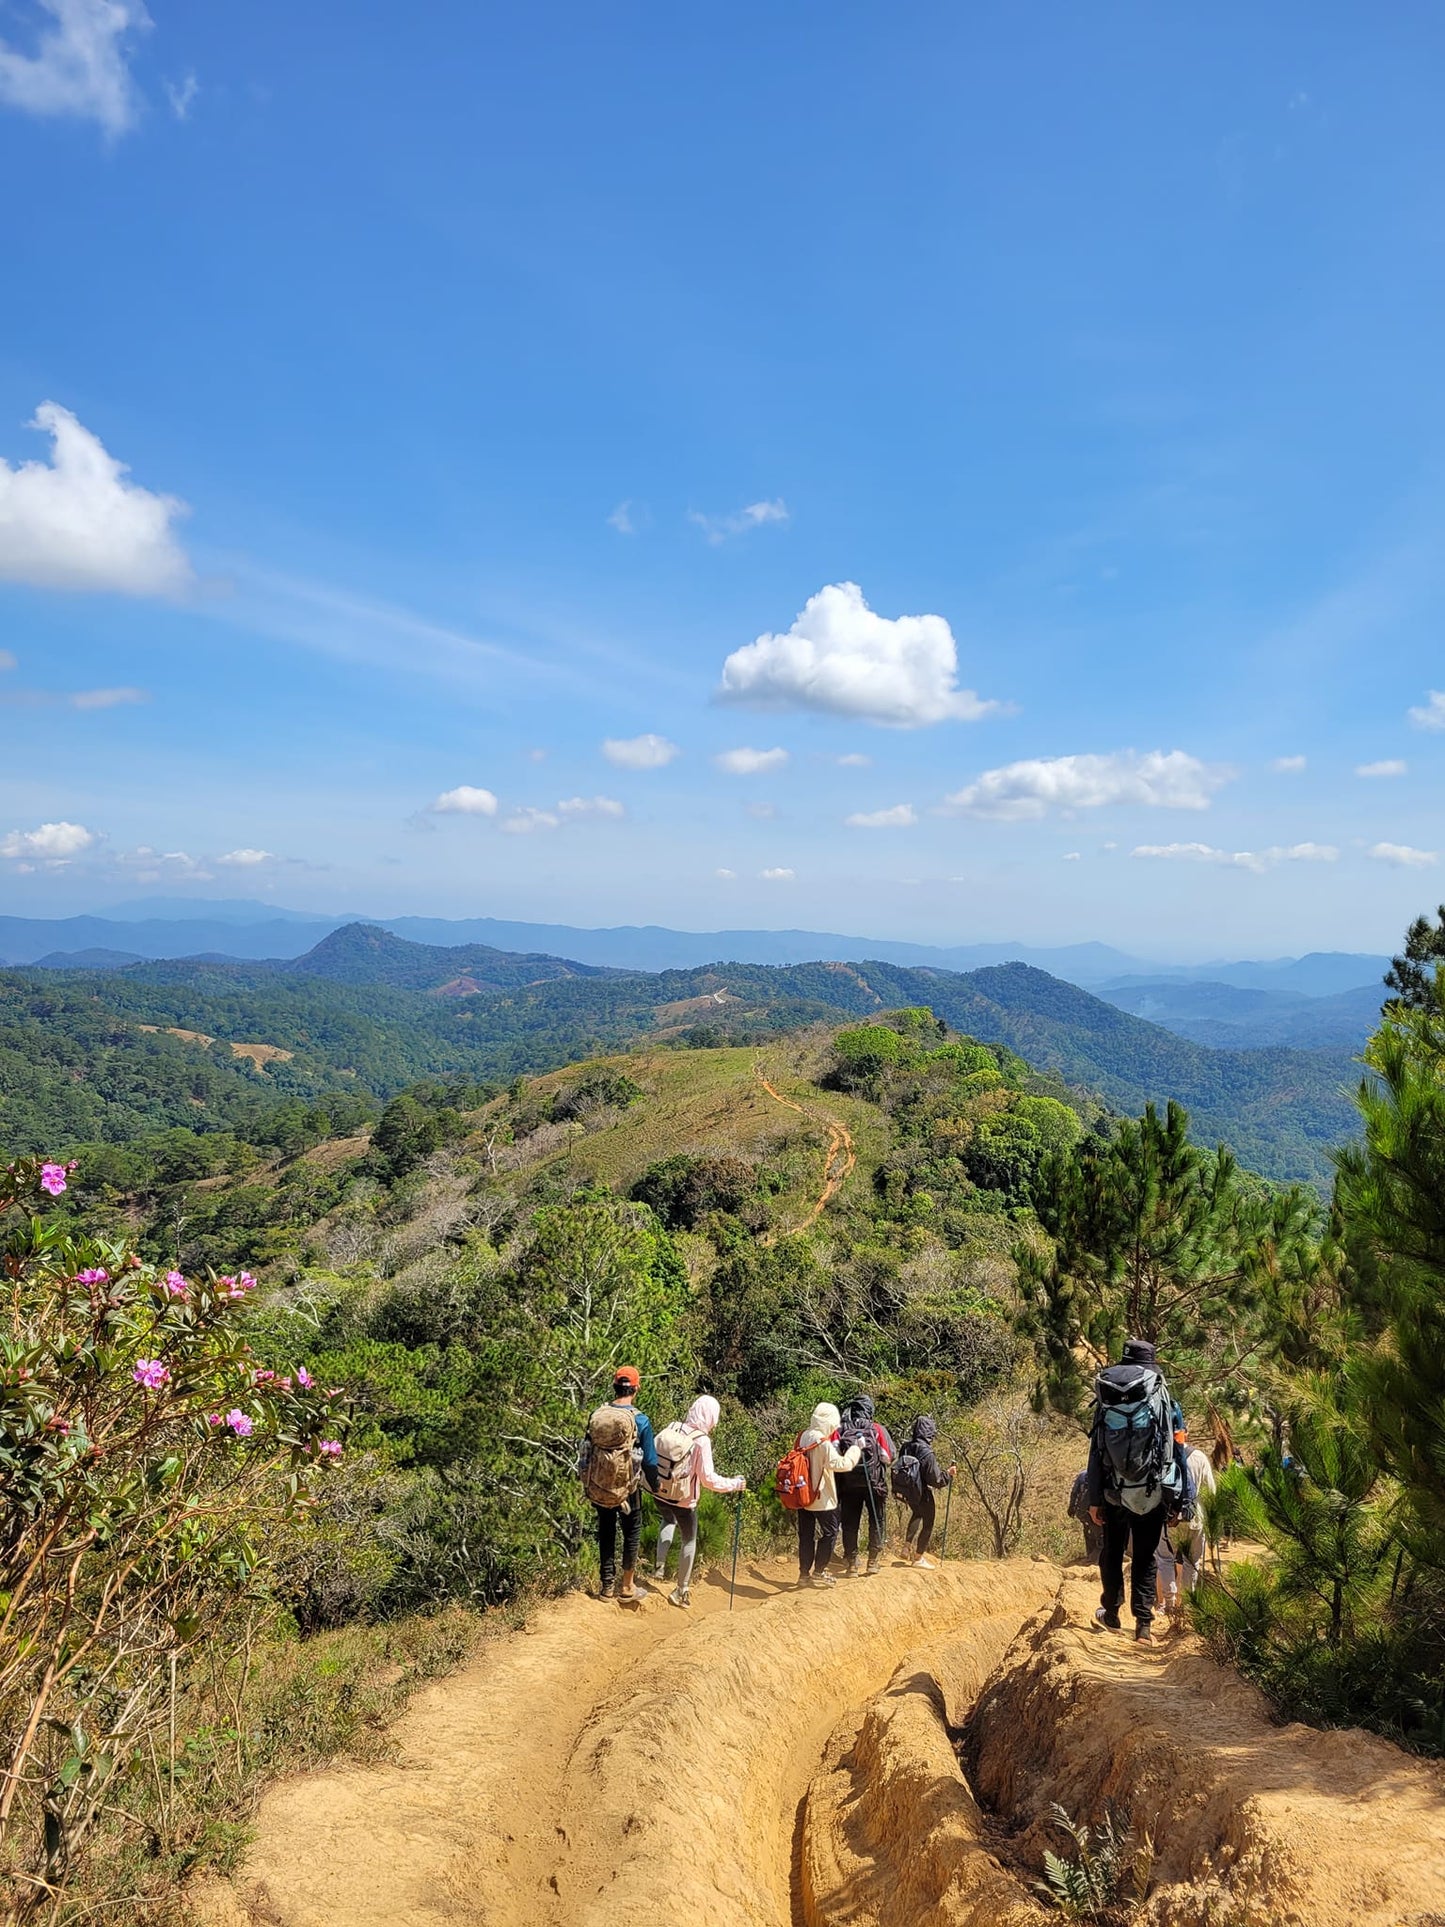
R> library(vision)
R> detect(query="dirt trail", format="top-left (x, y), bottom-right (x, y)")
top-left (756, 1069), bottom-right (856, 1238)
top-left (201, 1560), bottom-right (1445, 1927)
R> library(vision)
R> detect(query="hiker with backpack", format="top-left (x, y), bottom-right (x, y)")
top-left (1085, 1337), bottom-right (1194, 1644)
top-left (1067, 1465), bottom-right (1105, 1563)
top-left (650, 1394), bottom-right (746, 1610)
top-left (778, 1401), bottom-right (863, 1588)
top-left (579, 1365), bottom-right (659, 1604)
top-left (836, 1394), bottom-right (895, 1577)
top-left (891, 1416), bottom-right (955, 1568)
top-left (1156, 1416), bottom-right (1217, 1622)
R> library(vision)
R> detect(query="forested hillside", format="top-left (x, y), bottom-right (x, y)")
top-left (0, 926), bottom-right (1360, 1180)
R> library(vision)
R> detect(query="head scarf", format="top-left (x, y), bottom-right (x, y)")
top-left (684, 1394), bottom-right (721, 1435)
top-left (809, 1402), bottom-right (842, 1437)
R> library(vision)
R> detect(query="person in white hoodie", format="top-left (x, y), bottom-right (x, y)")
top-left (651, 1395), bottom-right (746, 1610)
top-left (795, 1401), bottom-right (862, 1589)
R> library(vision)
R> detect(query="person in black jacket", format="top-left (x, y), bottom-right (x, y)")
top-left (897, 1416), bottom-right (955, 1568)
top-left (1086, 1337), bottom-right (1178, 1643)
top-left (835, 1394), bottom-right (895, 1576)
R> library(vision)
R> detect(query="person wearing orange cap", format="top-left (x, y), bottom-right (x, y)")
top-left (580, 1366), bottom-right (659, 1604)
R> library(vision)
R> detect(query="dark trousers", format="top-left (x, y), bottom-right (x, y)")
top-left (839, 1484), bottom-right (886, 1560)
top-left (595, 1498), bottom-right (642, 1586)
top-left (1099, 1503), bottom-right (1166, 1626)
top-left (797, 1506), bottom-right (840, 1576)
top-left (904, 1488), bottom-right (937, 1555)
top-left (1081, 1516), bottom-right (1105, 1564)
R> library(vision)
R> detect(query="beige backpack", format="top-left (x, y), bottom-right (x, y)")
top-left (654, 1423), bottom-right (701, 1505)
top-left (583, 1404), bottom-right (639, 1508)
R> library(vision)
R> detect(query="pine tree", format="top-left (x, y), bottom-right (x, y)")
top-left (1383, 904), bottom-right (1445, 1010)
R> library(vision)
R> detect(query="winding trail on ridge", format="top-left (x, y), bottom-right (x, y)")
top-left (755, 1067), bottom-right (856, 1241)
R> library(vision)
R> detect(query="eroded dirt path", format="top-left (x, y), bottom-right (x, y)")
top-left (756, 1069), bottom-right (856, 1239)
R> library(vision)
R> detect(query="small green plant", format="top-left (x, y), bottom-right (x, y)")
top-left (1035, 1802), bottom-right (1154, 1921)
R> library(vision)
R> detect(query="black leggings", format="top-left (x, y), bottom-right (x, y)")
top-left (595, 1499), bottom-right (642, 1586)
top-left (1099, 1503), bottom-right (1166, 1626)
top-left (905, 1488), bottom-right (937, 1554)
top-left (797, 1507), bottom-right (840, 1576)
top-left (839, 1484), bottom-right (886, 1559)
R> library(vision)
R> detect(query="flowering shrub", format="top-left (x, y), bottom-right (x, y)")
top-left (0, 1156), bottom-right (349, 1919)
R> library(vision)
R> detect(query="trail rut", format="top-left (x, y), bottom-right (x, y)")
top-left (756, 1069), bottom-right (856, 1238)
top-left (198, 1556), bottom-right (1445, 1927)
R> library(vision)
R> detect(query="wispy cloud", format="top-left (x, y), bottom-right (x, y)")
top-left (1368, 841), bottom-right (1437, 868)
top-left (719, 581), bottom-right (1001, 728)
top-left (759, 866), bottom-right (795, 881)
top-left (689, 498), bottom-right (789, 545)
top-left (606, 500), bottom-right (637, 535)
top-left (1356, 759), bottom-right (1406, 779)
top-left (1132, 840), bottom-right (1338, 874)
top-left (1271, 754), bottom-right (1307, 773)
top-left (163, 70), bottom-right (198, 120)
top-left (944, 750), bottom-right (1231, 821)
top-left (1409, 691), bottom-right (1445, 732)
top-left (845, 803), bottom-right (916, 829)
top-left (602, 733), bottom-right (678, 770)
top-left (714, 746), bottom-right (788, 776)
top-left (216, 848), bottom-right (276, 868)
top-left (0, 0), bottom-right (147, 135)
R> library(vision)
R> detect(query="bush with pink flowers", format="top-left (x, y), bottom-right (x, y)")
top-left (0, 1156), bottom-right (350, 1918)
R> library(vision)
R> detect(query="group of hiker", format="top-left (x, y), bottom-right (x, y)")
top-left (580, 1371), bottom-right (953, 1605)
top-left (579, 1335), bottom-right (1212, 1637)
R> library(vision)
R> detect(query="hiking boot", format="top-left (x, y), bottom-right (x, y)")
top-left (864, 1555), bottom-right (883, 1577)
top-left (1094, 1606), bottom-right (1121, 1632)
top-left (1135, 1624), bottom-right (1155, 1645)
top-left (812, 1570), bottom-right (838, 1588)
top-left (913, 1554), bottom-right (937, 1570)
top-left (598, 1574), bottom-right (616, 1600)
top-left (668, 1586), bottom-right (691, 1610)
top-left (842, 1556), bottom-right (859, 1578)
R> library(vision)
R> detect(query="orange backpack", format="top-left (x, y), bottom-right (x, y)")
top-left (775, 1434), bottom-right (819, 1510)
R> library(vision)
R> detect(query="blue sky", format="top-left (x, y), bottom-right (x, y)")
top-left (2, 1), bottom-right (1444, 957)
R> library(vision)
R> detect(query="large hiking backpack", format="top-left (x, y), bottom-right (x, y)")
top-left (582, 1404), bottom-right (639, 1509)
top-left (891, 1443), bottom-right (925, 1508)
top-left (775, 1435), bottom-right (819, 1510)
top-left (654, 1422), bottom-right (701, 1506)
top-left (1091, 1362), bottom-right (1181, 1517)
top-left (837, 1413), bottom-right (888, 1501)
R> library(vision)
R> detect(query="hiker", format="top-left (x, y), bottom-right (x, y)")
top-left (580, 1365), bottom-right (658, 1604)
top-left (1067, 1465), bottom-right (1105, 1564)
top-left (891, 1416), bottom-right (955, 1568)
top-left (791, 1401), bottom-right (863, 1589)
top-left (1086, 1337), bottom-right (1192, 1644)
top-left (651, 1394), bottom-right (746, 1610)
top-left (1157, 1418), bottom-right (1217, 1619)
top-left (836, 1394), bottom-right (896, 1575)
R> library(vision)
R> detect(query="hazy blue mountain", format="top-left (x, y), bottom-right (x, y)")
top-left (1096, 977), bottom-right (1384, 1051)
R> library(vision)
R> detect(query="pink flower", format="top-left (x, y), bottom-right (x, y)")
top-left (278, 1377), bottom-right (292, 1390)
top-left (318, 1439), bottom-right (342, 1457)
top-left (225, 1410), bottom-right (253, 1437)
top-left (325, 1387), bottom-right (343, 1397)
top-left (164, 1271), bottom-right (188, 1298)
top-left (132, 1359), bottom-right (170, 1390)
top-left (254, 1369), bottom-right (275, 1383)
top-left (39, 1163), bottom-right (67, 1197)
top-left (75, 1268), bottom-right (109, 1285)
top-left (296, 1367), bottom-right (314, 1389)
top-left (206, 1412), bottom-right (223, 1426)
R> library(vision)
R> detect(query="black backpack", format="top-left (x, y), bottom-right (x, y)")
top-left (1091, 1361), bottom-right (1182, 1516)
top-left (837, 1412), bottom-right (888, 1500)
top-left (891, 1443), bottom-right (925, 1507)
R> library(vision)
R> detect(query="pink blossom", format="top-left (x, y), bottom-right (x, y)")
top-left (206, 1412), bottom-right (223, 1426)
top-left (254, 1369), bottom-right (275, 1384)
top-left (225, 1410), bottom-right (253, 1437)
top-left (164, 1271), bottom-right (188, 1298)
top-left (325, 1387), bottom-right (343, 1397)
top-left (39, 1163), bottom-right (67, 1197)
top-left (318, 1439), bottom-right (342, 1457)
top-left (278, 1377), bottom-right (292, 1391)
top-left (296, 1367), bottom-right (314, 1389)
top-left (75, 1268), bottom-right (109, 1285)
top-left (132, 1359), bottom-right (170, 1390)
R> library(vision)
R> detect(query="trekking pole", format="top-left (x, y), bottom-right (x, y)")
top-left (728, 1492), bottom-right (743, 1611)
top-left (940, 1479), bottom-right (953, 1561)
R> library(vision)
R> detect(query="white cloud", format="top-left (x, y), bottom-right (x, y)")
top-left (431, 785), bottom-right (499, 816)
top-left (116, 846), bottom-right (212, 883)
top-left (1272, 754), bottom-right (1307, 773)
top-left (1062, 851), bottom-right (1082, 861)
top-left (70, 684), bottom-right (145, 709)
top-left (944, 749), bottom-right (1229, 821)
top-left (1132, 840), bottom-right (1339, 875)
top-left (1369, 841), bottom-right (1438, 868)
top-left (1409, 691), bottom-right (1445, 731)
top-left (836, 752), bottom-right (872, 767)
top-left (217, 848), bottom-right (275, 868)
top-left (1357, 759), bottom-right (1406, 778)
top-left (163, 70), bottom-right (197, 120)
top-left (502, 808), bottom-right (560, 835)
top-left (845, 803), bottom-right (917, 829)
top-left (714, 745), bottom-right (789, 776)
top-left (718, 581), bottom-right (999, 728)
top-left (0, 0), bottom-right (146, 134)
top-left (715, 867), bottom-right (736, 880)
top-left (602, 732), bottom-right (679, 770)
top-left (760, 866), bottom-right (795, 881)
top-left (0, 819), bottom-right (95, 864)
top-left (557, 795), bottom-right (625, 820)
top-left (689, 498), bottom-right (789, 544)
top-left (607, 500), bottom-right (636, 535)
top-left (0, 403), bottom-right (191, 595)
